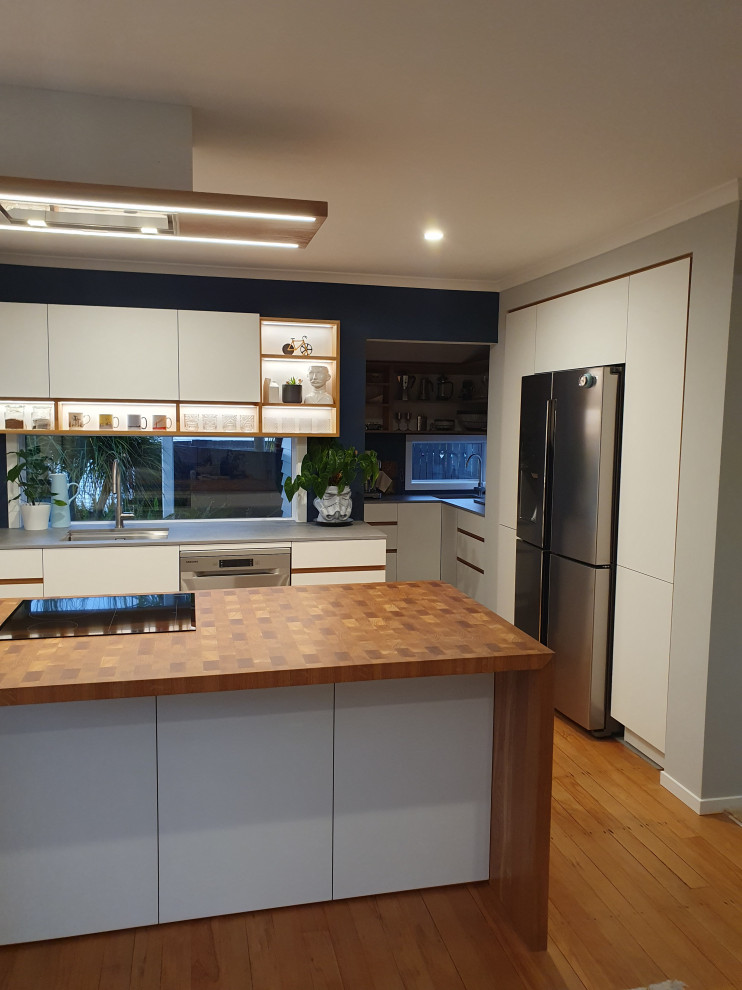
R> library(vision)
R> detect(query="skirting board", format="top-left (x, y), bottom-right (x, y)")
top-left (660, 771), bottom-right (742, 815)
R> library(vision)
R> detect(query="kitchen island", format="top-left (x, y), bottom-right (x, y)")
top-left (0, 581), bottom-right (553, 951)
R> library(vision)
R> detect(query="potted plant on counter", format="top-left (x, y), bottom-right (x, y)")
top-left (6, 444), bottom-right (67, 530)
top-left (284, 440), bottom-right (379, 524)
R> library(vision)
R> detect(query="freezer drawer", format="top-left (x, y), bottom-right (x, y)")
top-left (547, 554), bottom-right (611, 731)
top-left (514, 540), bottom-right (546, 641)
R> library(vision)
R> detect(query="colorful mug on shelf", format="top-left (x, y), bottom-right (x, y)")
top-left (153, 414), bottom-right (172, 431)
top-left (68, 411), bottom-right (91, 429)
top-left (127, 414), bottom-right (148, 430)
top-left (99, 413), bottom-right (119, 429)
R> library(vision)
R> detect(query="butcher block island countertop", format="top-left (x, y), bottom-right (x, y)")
top-left (0, 580), bottom-right (551, 706)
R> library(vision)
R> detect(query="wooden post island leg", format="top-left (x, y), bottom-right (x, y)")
top-left (489, 660), bottom-right (554, 951)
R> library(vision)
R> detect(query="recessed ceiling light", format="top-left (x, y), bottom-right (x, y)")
top-left (0, 175), bottom-right (327, 249)
top-left (424, 229), bottom-right (444, 242)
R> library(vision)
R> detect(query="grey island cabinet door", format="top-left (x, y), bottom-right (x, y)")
top-left (332, 674), bottom-right (494, 900)
top-left (157, 684), bottom-right (334, 923)
top-left (0, 698), bottom-right (158, 946)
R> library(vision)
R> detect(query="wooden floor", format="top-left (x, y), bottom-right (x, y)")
top-left (2, 715), bottom-right (742, 990)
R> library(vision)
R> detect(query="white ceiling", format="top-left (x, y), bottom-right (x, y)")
top-left (1, 0), bottom-right (741, 290)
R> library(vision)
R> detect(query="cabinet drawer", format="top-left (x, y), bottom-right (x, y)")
top-left (42, 546), bottom-right (180, 598)
top-left (291, 571), bottom-right (383, 586)
top-left (364, 521), bottom-right (397, 550)
top-left (363, 503), bottom-right (398, 524)
top-left (456, 509), bottom-right (486, 540)
top-left (457, 559), bottom-right (487, 605)
top-left (291, 539), bottom-right (386, 570)
top-left (456, 530), bottom-right (486, 572)
top-left (0, 549), bottom-right (44, 582)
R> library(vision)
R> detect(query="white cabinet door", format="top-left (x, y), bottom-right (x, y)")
top-left (534, 278), bottom-right (629, 373)
top-left (333, 675), bottom-right (493, 900)
top-left (48, 305), bottom-right (179, 399)
top-left (0, 303), bottom-right (49, 397)
top-left (494, 525), bottom-right (517, 623)
top-left (611, 566), bottom-right (674, 754)
top-left (0, 698), bottom-right (158, 945)
top-left (440, 503), bottom-right (458, 585)
top-left (496, 307), bottom-right (536, 527)
top-left (42, 545), bottom-right (180, 597)
top-left (396, 502), bottom-right (441, 581)
top-left (617, 259), bottom-right (690, 583)
top-left (158, 686), bottom-right (334, 923)
top-left (178, 310), bottom-right (260, 402)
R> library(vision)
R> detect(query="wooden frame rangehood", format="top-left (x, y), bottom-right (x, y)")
top-left (0, 175), bottom-right (327, 249)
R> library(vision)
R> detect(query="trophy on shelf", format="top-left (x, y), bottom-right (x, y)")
top-left (397, 374), bottom-right (416, 401)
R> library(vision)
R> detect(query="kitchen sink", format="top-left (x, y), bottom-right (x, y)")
top-left (66, 528), bottom-right (170, 542)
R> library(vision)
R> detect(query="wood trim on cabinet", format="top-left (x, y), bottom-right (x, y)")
top-left (457, 557), bottom-right (485, 575)
top-left (366, 520), bottom-right (398, 527)
top-left (290, 565), bottom-right (387, 575)
top-left (385, 548), bottom-right (397, 554)
top-left (457, 527), bottom-right (484, 543)
top-left (0, 577), bottom-right (43, 586)
top-left (507, 253), bottom-right (693, 314)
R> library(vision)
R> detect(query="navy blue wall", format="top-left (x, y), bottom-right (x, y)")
top-left (0, 263), bottom-right (498, 523)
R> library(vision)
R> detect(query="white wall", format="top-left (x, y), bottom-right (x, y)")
top-left (487, 201), bottom-right (741, 811)
top-left (0, 85), bottom-right (193, 190)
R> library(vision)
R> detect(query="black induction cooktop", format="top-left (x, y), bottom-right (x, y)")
top-left (0, 593), bottom-right (196, 641)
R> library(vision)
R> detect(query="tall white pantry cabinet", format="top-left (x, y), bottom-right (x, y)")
top-left (492, 258), bottom-right (690, 761)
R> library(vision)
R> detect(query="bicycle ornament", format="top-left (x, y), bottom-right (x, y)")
top-left (281, 335), bottom-right (313, 356)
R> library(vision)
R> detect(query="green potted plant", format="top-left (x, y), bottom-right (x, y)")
top-left (7, 444), bottom-right (67, 531)
top-left (282, 377), bottom-right (303, 404)
top-left (284, 440), bottom-right (379, 523)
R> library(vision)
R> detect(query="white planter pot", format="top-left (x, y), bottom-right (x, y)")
top-left (20, 502), bottom-right (51, 531)
top-left (313, 485), bottom-right (353, 524)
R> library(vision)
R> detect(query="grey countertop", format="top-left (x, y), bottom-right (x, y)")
top-left (0, 519), bottom-right (385, 550)
top-left (364, 494), bottom-right (486, 517)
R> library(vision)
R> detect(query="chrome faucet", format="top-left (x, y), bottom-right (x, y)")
top-left (111, 460), bottom-right (135, 530)
top-left (466, 452), bottom-right (484, 499)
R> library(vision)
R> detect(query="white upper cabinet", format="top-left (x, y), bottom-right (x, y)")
top-left (48, 305), bottom-right (179, 400)
top-left (534, 278), bottom-right (629, 373)
top-left (177, 310), bottom-right (260, 402)
top-left (617, 259), bottom-right (690, 583)
top-left (0, 303), bottom-right (50, 397)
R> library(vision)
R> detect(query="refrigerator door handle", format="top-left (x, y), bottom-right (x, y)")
top-left (543, 396), bottom-right (555, 537)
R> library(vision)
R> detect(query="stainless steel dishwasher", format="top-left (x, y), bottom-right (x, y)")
top-left (179, 546), bottom-right (291, 590)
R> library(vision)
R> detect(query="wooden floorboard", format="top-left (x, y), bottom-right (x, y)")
top-left (3, 715), bottom-right (742, 989)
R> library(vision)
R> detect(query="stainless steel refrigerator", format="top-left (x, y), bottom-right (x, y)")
top-left (514, 365), bottom-right (623, 733)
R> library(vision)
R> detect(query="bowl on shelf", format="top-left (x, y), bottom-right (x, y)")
top-left (457, 413), bottom-right (487, 431)
top-left (432, 419), bottom-right (455, 431)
